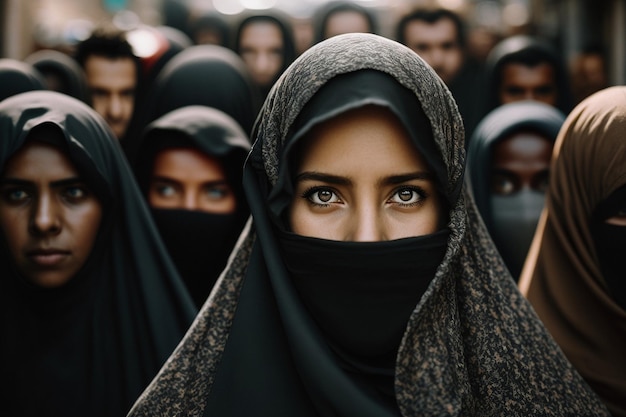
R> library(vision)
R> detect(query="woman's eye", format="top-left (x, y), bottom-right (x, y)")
top-left (157, 184), bottom-right (176, 198)
top-left (64, 186), bottom-right (86, 199)
top-left (491, 173), bottom-right (517, 195)
top-left (304, 188), bottom-right (340, 206)
top-left (389, 187), bottom-right (424, 205)
top-left (203, 186), bottom-right (230, 200)
top-left (3, 188), bottom-right (29, 203)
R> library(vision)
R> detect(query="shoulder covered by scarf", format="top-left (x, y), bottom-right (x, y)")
top-left (129, 34), bottom-right (609, 416)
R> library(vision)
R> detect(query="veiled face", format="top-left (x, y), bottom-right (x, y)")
top-left (0, 139), bottom-right (102, 287)
top-left (491, 131), bottom-right (553, 195)
top-left (289, 106), bottom-right (442, 241)
top-left (149, 147), bottom-right (236, 213)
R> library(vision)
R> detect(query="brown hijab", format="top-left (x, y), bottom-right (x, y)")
top-left (520, 86), bottom-right (626, 417)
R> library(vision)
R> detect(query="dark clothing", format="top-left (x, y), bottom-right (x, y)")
top-left (0, 91), bottom-right (196, 417)
top-left (0, 58), bottom-right (46, 101)
top-left (132, 105), bottom-right (250, 308)
top-left (467, 100), bottom-right (565, 279)
top-left (128, 34), bottom-right (609, 417)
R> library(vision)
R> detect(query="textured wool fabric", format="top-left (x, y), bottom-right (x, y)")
top-left (0, 91), bottom-right (196, 416)
top-left (519, 86), bottom-right (626, 416)
top-left (128, 34), bottom-right (609, 416)
top-left (467, 100), bottom-right (565, 279)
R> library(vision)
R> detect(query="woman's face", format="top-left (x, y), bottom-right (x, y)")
top-left (239, 20), bottom-right (284, 88)
top-left (0, 140), bottom-right (102, 287)
top-left (149, 147), bottom-right (236, 213)
top-left (289, 106), bottom-right (442, 241)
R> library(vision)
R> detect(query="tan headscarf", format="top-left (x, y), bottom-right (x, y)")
top-left (520, 86), bottom-right (626, 417)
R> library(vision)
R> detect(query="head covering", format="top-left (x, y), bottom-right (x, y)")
top-left (0, 91), bottom-right (196, 416)
top-left (24, 49), bottom-right (90, 102)
top-left (0, 58), bottom-right (46, 101)
top-left (484, 35), bottom-right (572, 114)
top-left (128, 34), bottom-right (609, 416)
top-left (132, 105), bottom-right (251, 308)
top-left (234, 11), bottom-right (297, 97)
top-left (123, 45), bottom-right (261, 160)
top-left (189, 12), bottom-right (232, 47)
top-left (519, 86), bottom-right (626, 416)
top-left (467, 100), bottom-right (565, 279)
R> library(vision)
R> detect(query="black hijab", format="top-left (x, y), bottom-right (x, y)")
top-left (467, 100), bottom-right (565, 279)
top-left (0, 58), bottom-right (46, 101)
top-left (128, 34), bottom-right (609, 417)
top-left (133, 105), bottom-right (251, 308)
top-left (0, 91), bottom-right (196, 416)
top-left (24, 49), bottom-right (90, 103)
top-left (312, 1), bottom-right (378, 43)
top-left (124, 45), bottom-right (260, 160)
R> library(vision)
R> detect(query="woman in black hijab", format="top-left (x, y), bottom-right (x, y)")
top-left (129, 34), bottom-right (609, 416)
top-left (467, 100), bottom-right (565, 280)
top-left (0, 91), bottom-right (196, 416)
top-left (24, 49), bottom-right (90, 102)
top-left (123, 44), bottom-right (260, 160)
top-left (0, 58), bottom-right (46, 101)
top-left (234, 11), bottom-right (297, 99)
top-left (312, 1), bottom-right (378, 43)
top-left (132, 105), bottom-right (250, 308)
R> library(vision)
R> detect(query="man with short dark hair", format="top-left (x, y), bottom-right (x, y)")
top-left (396, 8), bottom-right (485, 137)
top-left (75, 26), bottom-right (140, 140)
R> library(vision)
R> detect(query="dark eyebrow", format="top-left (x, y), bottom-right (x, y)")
top-left (0, 177), bottom-right (84, 187)
top-left (381, 172), bottom-right (435, 185)
top-left (295, 172), bottom-right (352, 186)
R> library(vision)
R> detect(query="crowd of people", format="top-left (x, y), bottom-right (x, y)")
top-left (0, 1), bottom-right (623, 416)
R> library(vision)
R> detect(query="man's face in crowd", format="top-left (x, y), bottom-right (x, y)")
top-left (84, 55), bottom-right (136, 140)
top-left (403, 17), bottom-right (464, 84)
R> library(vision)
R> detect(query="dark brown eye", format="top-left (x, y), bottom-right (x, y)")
top-left (398, 189), bottom-right (414, 202)
top-left (317, 190), bottom-right (333, 202)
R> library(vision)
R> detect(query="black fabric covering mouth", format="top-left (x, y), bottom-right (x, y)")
top-left (591, 184), bottom-right (626, 310)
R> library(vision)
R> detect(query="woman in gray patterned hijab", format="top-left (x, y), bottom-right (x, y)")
top-left (128, 33), bottom-right (608, 416)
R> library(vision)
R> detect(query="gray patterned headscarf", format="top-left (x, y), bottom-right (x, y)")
top-left (128, 34), bottom-right (609, 416)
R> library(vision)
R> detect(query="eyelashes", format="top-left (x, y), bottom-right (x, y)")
top-left (300, 185), bottom-right (428, 208)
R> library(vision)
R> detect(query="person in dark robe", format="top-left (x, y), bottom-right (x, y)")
top-left (467, 100), bottom-right (565, 280)
top-left (123, 44), bottom-right (260, 161)
top-left (520, 86), bottom-right (626, 417)
top-left (0, 91), bottom-right (196, 417)
top-left (0, 58), bottom-right (46, 101)
top-left (132, 105), bottom-right (250, 308)
top-left (24, 49), bottom-right (90, 102)
top-left (234, 11), bottom-right (297, 99)
top-left (189, 12), bottom-right (231, 47)
top-left (127, 33), bottom-right (609, 417)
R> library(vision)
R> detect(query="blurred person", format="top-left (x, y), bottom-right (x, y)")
top-left (128, 33), bottom-right (609, 417)
top-left (484, 35), bottom-right (572, 114)
top-left (0, 59), bottom-right (46, 101)
top-left (189, 11), bottom-right (232, 47)
top-left (123, 44), bottom-right (260, 162)
top-left (132, 106), bottom-right (250, 309)
top-left (467, 101), bottom-right (565, 280)
top-left (75, 25), bottom-right (140, 140)
top-left (0, 91), bottom-right (195, 416)
top-left (519, 86), bottom-right (626, 417)
top-left (235, 12), bottom-right (297, 98)
top-left (570, 44), bottom-right (609, 105)
top-left (396, 8), bottom-right (485, 138)
top-left (24, 49), bottom-right (90, 103)
top-left (313, 1), bottom-right (378, 43)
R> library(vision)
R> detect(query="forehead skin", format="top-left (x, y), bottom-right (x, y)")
top-left (324, 11), bottom-right (371, 38)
